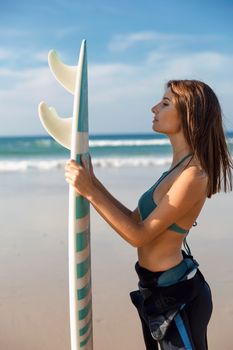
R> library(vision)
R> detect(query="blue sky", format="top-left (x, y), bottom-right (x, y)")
top-left (0, 0), bottom-right (233, 136)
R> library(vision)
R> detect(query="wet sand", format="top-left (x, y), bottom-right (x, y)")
top-left (0, 166), bottom-right (233, 349)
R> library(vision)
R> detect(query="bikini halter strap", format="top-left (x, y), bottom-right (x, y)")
top-left (166, 152), bottom-right (193, 175)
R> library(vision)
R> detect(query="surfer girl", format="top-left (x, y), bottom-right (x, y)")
top-left (64, 79), bottom-right (233, 349)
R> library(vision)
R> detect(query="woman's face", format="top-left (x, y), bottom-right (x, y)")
top-left (151, 87), bottom-right (182, 135)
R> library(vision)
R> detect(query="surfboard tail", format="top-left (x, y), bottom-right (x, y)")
top-left (71, 40), bottom-right (88, 161)
top-left (38, 40), bottom-right (87, 151)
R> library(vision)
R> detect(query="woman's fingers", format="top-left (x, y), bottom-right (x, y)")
top-left (64, 156), bottom-right (94, 197)
top-left (65, 172), bottom-right (79, 186)
top-left (65, 162), bottom-right (82, 175)
top-left (65, 171), bottom-right (74, 179)
top-left (65, 160), bottom-right (81, 169)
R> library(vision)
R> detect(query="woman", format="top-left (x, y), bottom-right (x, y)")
top-left (64, 80), bottom-right (233, 349)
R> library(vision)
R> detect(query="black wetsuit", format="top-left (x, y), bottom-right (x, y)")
top-left (129, 250), bottom-right (213, 349)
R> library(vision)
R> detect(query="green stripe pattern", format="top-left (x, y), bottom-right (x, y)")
top-left (79, 299), bottom-right (92, 321)
top-left (77, 256), bottom-right (91, 279)
top-left (77, 46), bottom-right (88, 133)
top-left (76, 229), bottom-right (89, 252)
top-left (80, 332), bottom-right (92, 348)
top-left (75, 195), bottom-right (89, 219)
top-left (77, 278), bottom-right (91, 300)
top-left (75, 41), bottom-right (92, 349)
top-left (80, 318), bottom-right (92, 336)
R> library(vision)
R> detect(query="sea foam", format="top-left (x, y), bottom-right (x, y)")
top-left (0, 156), bottom-right (173, 173)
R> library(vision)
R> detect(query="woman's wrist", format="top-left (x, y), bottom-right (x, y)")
top-left (92, 174), bottom-right (97, 183)
top-left (86, 183), bottom-right (99, 202)
top-left (92, 175), bottom-right (102, 188)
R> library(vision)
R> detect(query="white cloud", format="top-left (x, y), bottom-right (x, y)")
top-left (0, 66), bottom-right (73, 135)
top-left (89, 51), bottom-right (233, 100)
top-left (108, 32), bottom-right (160, 51)
top-left (32, 51), bottom-right (50, 63)
top-left (0, 48), bottom-right (12, 60)
top-left (0, 46), bottom-right (71, 69)
top-left (91, 51), bottom-right (233, 132)
top-left (0, 50), bottom-right (233, 136)
top-left (108, 31), bottom-right (221, 52)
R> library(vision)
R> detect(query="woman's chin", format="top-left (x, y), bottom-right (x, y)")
top-left (152, 125), bottom-right (166, 135)
top-left (152, 124), bottom-right (158, 132)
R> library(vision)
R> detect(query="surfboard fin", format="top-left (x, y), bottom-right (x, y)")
top-left (38, 101), bottom-right (72, 150)
top-left (48, 50), bottom-right (77, 94)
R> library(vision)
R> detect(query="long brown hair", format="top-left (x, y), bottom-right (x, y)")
top-left (166, 79), bottom-right (233, 198)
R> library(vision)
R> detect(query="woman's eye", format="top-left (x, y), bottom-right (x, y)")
top-left (162, 102), bottom-right (168, 106)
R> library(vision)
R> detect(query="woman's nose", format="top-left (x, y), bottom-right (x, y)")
top-left (151, 104), bottom-right (158, 114)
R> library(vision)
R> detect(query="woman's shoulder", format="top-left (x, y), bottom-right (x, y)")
top-left (180, 161), bottom-right (208, 198)
top-left (184, 157), bottom-right (208, 179)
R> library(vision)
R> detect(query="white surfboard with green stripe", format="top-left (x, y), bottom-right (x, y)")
top-left (38, 40), bottom-right (93, 350)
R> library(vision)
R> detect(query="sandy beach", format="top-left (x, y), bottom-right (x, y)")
top-left (0, 165), bottom-right (233, 349)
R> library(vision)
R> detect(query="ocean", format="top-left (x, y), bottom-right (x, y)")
top-left (0, 132), bottom-right (233, 172)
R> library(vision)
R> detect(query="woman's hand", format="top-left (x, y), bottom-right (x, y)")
top-left (64, 154), bottom-right (96, 199)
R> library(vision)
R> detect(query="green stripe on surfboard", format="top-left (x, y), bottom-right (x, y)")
top-left (75, 153), bottom-right (90, 219)
top-left (77, 256), bottom-right (90, 278)
top-left (76, 196), bottom-right (89, 219)
top-left (77, 48), bottom-right (88, 133)
top-left (80, 317), bottom-right (92, 336)
top-left (79, 299), bottom-right (92, 320)
top-left (80, 332), bottom-right (92, 348)
top-left (77, 279), bottom-right (91, 300)
top-left (76, 153), bottom-right (89, 164)
top-left (76, 230), bottom-right (89, 252)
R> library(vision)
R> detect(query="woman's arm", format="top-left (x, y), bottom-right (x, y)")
top-left (87, 186), bottom-right (143, 247)
top-left (65, 157), bottom-right (207, 248)
top-left (93, 176), bottom-right (133, 218)
top-left (65, 158), bottom-right (142, 247)
top-left (87, 167), bottom-right (207, 247)
top-left (84, 154), bottom-right (136, 219)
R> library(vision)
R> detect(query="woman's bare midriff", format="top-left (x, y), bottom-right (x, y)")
top-left (132, 161), bottom-right (207, 272)
top-left (137, 197), bottom-right (206, 272)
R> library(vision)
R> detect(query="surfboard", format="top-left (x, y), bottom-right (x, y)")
top-left (38, 40), bottom-right (93, 350)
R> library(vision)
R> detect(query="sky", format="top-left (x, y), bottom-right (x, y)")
top-left (0, 0), bottom-right (233, 136)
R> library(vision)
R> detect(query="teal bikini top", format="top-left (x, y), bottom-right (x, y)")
top-left (138, 153), bottom-right (193, 234)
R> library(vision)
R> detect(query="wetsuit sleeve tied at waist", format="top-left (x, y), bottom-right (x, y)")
top-left (129, 268), bottom-right (206, 341)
